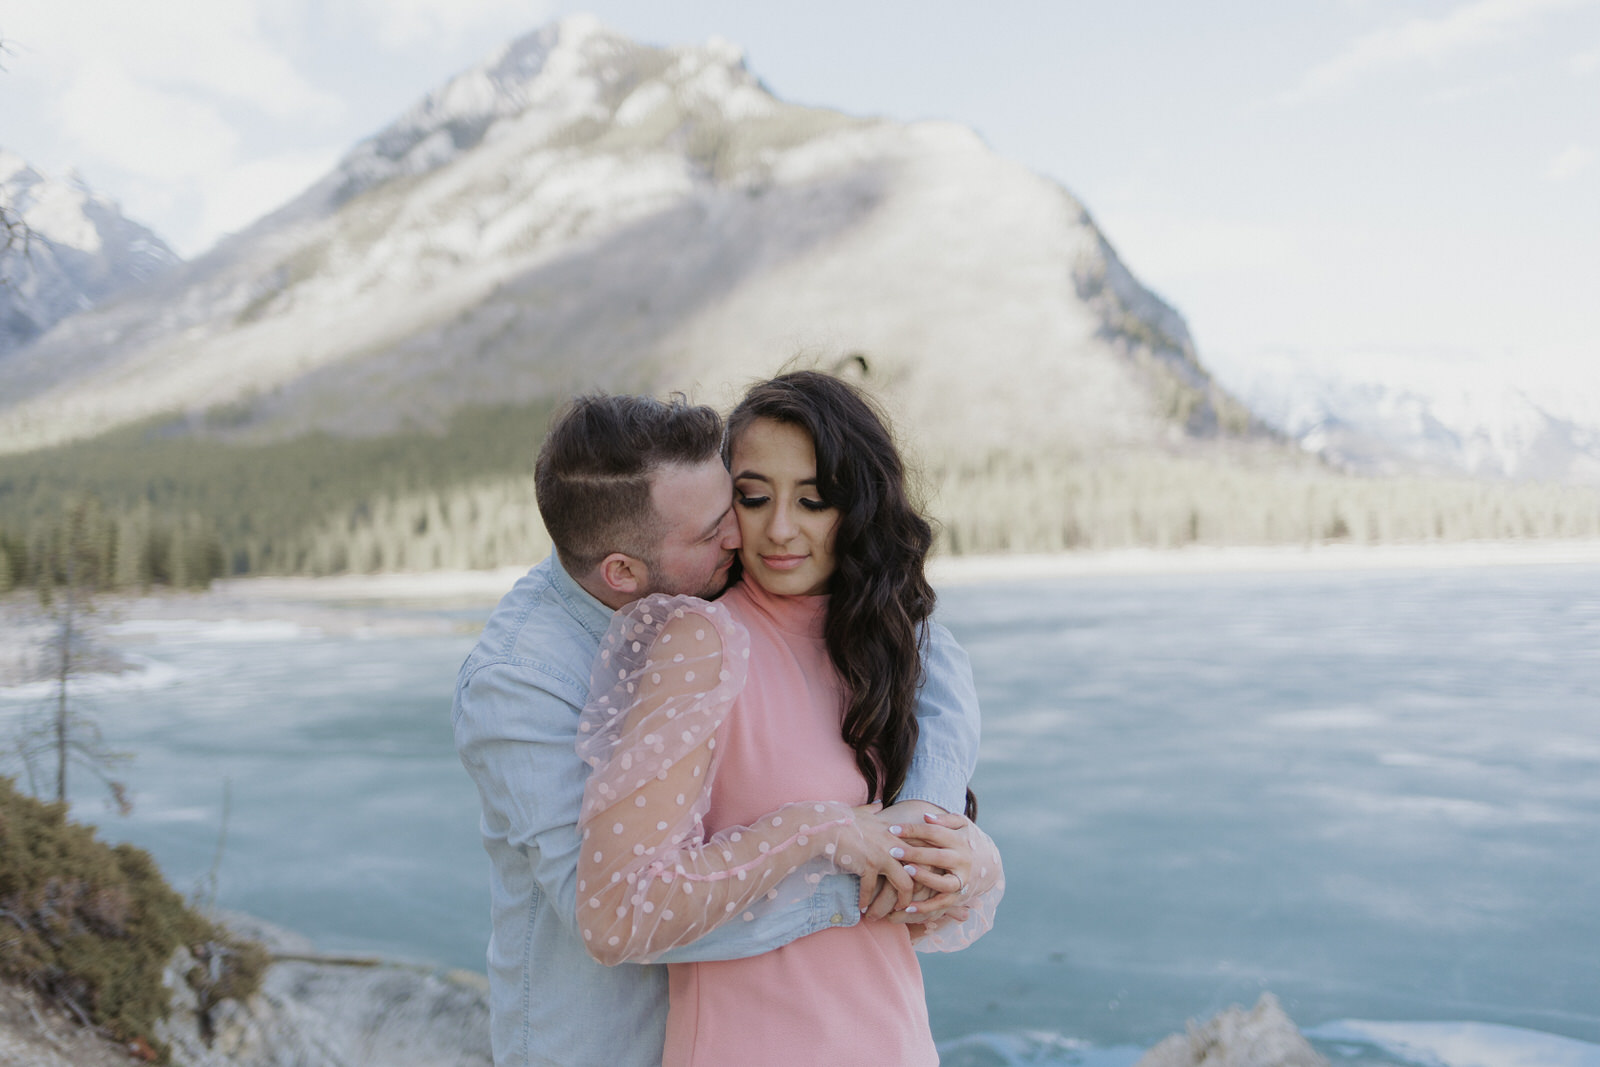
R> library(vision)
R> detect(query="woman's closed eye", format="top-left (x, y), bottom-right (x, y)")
top-left (737, 494), bottom-right (831, 511)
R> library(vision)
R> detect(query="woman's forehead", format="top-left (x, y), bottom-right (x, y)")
top-left (730, 418), bottom-right (815, 476)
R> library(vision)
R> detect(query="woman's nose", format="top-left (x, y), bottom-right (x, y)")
top-left (768, 502), bottom-right (796, 541)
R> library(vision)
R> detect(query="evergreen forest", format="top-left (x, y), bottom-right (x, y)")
top-left (4, 394), bottom-right (1600, 595)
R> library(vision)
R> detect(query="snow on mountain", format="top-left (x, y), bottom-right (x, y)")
top-left (0, 17), bottom-right (1252, 465)
top-left (0, 151), bottom-right (180, 357)
top-left (1213, 353), bottom-right (1600, 485)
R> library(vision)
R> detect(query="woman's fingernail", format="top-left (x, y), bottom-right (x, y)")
top-left (924, 813), bottom-right (939, 822)
top-left (903, 865), bottom-right (917, 876)
top-left (889, 847), bottom-right (905, 859)
top-left (888, 825), bottom-right (903, 835)
top-left (905, 905), bottom-right (918, 914)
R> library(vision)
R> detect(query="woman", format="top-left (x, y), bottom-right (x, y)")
top-left (575, 372), bottom-right (1002, 1064)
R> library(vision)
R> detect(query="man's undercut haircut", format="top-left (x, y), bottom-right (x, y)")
top-left (535, 393), bottom-right (725, 575)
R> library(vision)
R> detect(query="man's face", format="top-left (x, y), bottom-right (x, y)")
top-left (642, 458), bottom-right (740, 599)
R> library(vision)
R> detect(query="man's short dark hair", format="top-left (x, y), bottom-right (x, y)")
top-left (535, 394), bottom-right (725, 574)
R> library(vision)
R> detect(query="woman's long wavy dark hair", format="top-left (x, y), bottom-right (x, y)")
top-left (728, 371), bottom-right (977, 819)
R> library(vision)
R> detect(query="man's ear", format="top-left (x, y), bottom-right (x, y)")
top-left (598, 552), bottom-right (649, 598)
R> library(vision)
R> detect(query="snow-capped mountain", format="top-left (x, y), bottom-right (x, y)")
top-left (1215, 355), bottom-right (1600, 485)
top-left (0, 152), bottom-right (179, 357)
top-left (0, 16), bottom-right (1255, 465)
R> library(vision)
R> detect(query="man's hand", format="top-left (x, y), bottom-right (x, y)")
top-left (846, 804), bottom-right (918, 915)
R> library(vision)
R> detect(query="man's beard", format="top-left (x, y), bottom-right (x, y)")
top-left (707, 555), bottom-right (742, 600)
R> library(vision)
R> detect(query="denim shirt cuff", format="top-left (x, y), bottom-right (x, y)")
top-left (812, 874), bottom-right (861, 931)
top-left (899, 754), bottom-right (969, 814)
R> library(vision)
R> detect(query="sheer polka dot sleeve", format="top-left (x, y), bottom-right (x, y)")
top-left (575, 594), bottom-right (870, 966)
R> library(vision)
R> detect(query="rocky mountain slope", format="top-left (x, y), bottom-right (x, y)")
top-left (0, 15), bottom-right (1253, 468)
top-left (0, 152), bottom-right (179, 358)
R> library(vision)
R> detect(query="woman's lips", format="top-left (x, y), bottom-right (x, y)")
top-left (760, 554), bottom-right (808, 571)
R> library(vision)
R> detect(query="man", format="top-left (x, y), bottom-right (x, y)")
top-left (454, 394), bottom-right (983, 1067)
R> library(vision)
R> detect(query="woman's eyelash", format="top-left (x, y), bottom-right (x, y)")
top-left (736, 494), bottom-right (829, 512)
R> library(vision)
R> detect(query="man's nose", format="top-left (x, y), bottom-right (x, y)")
top-left (719, 509), bottom-right (741, 548)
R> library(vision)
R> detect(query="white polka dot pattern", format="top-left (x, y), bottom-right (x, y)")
top-left (573, 593), bottom-right (868, 966)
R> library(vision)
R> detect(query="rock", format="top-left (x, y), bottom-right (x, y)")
top-left (0, 979), bottom-right (136, 1067)
top-left (1134, 994), bottom-right (1327, 1067)
top-left (155, 915), bottom-right (491, 1067)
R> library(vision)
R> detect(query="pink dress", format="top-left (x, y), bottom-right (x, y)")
top-left (663, 580), bottom-right (936, 1065)
top-left (575, 580), bottom-right (1001, 1066)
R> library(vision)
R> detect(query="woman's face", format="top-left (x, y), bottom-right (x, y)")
top-left (730, 417), bottom-right (839, 597)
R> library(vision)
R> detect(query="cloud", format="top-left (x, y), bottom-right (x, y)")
top-left (2, 0), bottom-right (348, 254)
top-left (1104, 214), bottom-right (1305, 281)
top-left (1546, 143), bottom-right (1595, 180)
top-left (201, 148), bottom-right (343, 242)
top-left (329, 0), bottom-right (553, 51)
top-left (1285, 0), bottom-right (1588, 103)
top-left (7, 0), bottom-right (339, 118)
top-left (56, 68), bottom-right (241, 182)
top-left (1572, 45), bottom-right (1600, 74)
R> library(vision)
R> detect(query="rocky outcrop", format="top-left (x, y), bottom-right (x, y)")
top-left (158, 917), bottom-right (491, 1067)
top-left (0, 979), bottom-right (135, 1067)
top-left (1134, 994), bottom-right (1328, 1067)
top-left (5, 958), bottom-right (1332, 1067)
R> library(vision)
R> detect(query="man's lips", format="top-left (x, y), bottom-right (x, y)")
top-left (760, 554), bottom-right (808, 571)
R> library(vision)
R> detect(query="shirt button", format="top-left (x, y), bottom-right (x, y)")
top-left (830, 913), bottom-right (844, 925)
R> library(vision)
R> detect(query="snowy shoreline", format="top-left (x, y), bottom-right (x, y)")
top-left (8, 539), bottom-right (1600, 629)
top-left (210, 537), bottom-right (1600, 604)
top-left (6, 538), bottom-right (1600, 688)
top-left (927, 537), bottom-right (1600, 585)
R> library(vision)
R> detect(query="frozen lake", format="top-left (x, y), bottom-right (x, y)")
top-left (4, 562), bottom-right (1598, 1066)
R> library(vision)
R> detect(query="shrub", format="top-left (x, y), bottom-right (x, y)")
top-left (0, 777), bottom-right (265, 1056)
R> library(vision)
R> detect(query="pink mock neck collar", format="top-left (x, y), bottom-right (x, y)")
top-left (734, 575), bottom-right (828, 637)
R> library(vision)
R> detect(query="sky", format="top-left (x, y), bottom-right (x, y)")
top-left (3, 0), bottom-right (1597, 388)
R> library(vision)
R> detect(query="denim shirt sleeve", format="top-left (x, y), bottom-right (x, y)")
top-left (455, 655), bottom-right (861, 961)
top-left (455, 658), bottom-right (595, 938)
top-left (898, 620), bottom-right (981, 813)
top-left (650, 874), bottom-right (861, 963)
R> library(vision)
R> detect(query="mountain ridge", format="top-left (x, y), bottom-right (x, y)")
top-left (0, 15), bottom-right (1253, 465)
top-left (0, 151), bottom-right (179, 359)
top-left (1214, 356), bottom-right (1600, 486)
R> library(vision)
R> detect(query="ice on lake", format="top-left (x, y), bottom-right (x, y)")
top-left (4, 562), bottom-right (1597, 1064)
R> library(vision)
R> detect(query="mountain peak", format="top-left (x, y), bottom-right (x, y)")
top-left (0, 151), bottom-right (179, 357)
top-left (0, 20), bottom-right (1250, 463)
top-left (324, 18), bottom-right (774, 207)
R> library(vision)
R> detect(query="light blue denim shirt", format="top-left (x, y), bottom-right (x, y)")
top-left (453, 554), bottom-right (980, 1067)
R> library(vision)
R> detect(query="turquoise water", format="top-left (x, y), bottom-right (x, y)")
top-left (4, 564), bottom-right (1598, 1065)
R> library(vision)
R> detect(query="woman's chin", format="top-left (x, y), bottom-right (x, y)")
top-left (746, 561), bottom-right (827, 597)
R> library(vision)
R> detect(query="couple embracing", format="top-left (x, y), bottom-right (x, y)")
top-left (454, 371), bottom-right (1005, 1066)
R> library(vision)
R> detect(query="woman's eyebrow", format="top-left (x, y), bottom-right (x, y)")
top-left (734, 471), bottom-right (819, 487)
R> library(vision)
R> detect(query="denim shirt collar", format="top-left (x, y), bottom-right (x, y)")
top-left (548, 551), bottom-right (615, 640)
